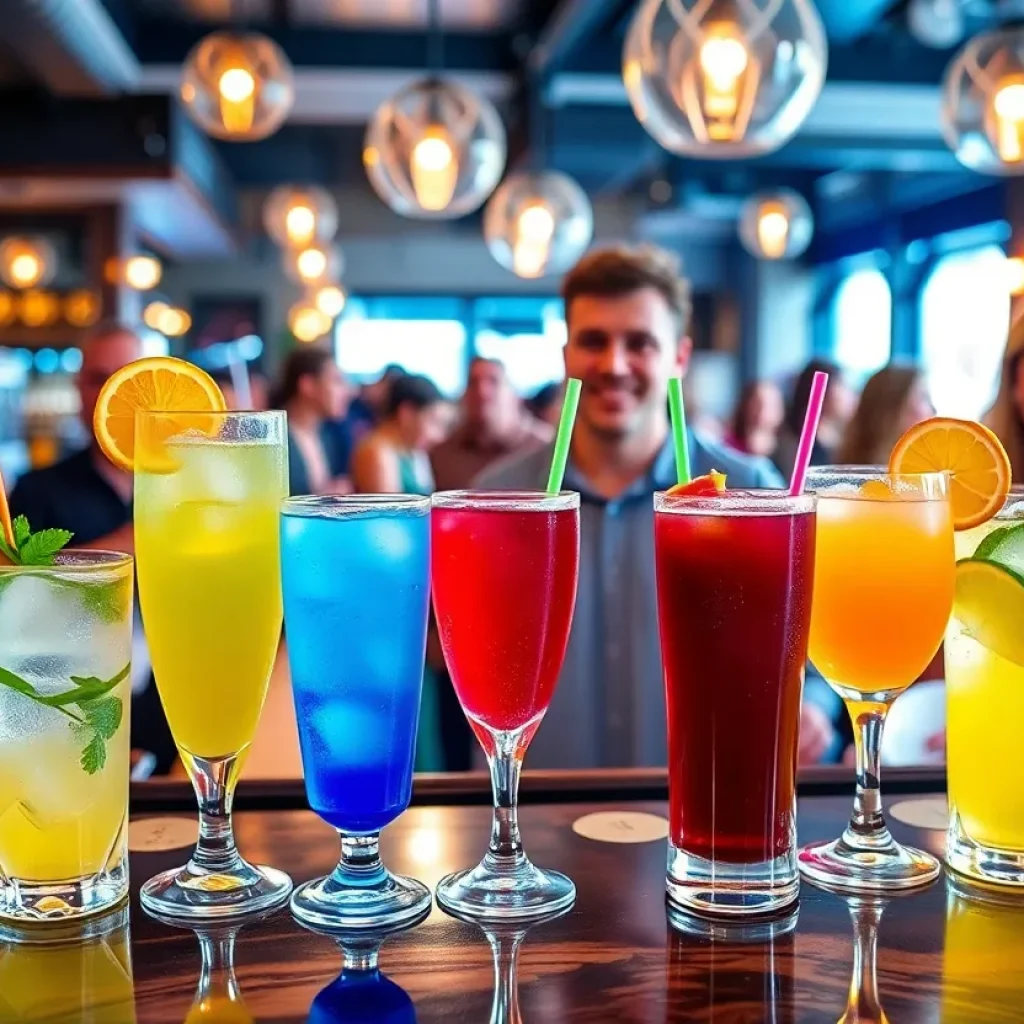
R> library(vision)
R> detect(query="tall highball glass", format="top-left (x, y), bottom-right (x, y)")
top-left (135, 410), bottom-right (292, 919)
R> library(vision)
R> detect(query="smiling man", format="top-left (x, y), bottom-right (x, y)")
top-left (476, 244), bottom-right (833, 769)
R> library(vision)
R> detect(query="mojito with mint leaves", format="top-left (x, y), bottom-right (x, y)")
top-left (0, 516), bottom-right (133, 922)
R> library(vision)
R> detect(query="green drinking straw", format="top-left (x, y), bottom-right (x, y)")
top-left (668, 377), bottom-right (691, 485)
top-left (545, 377), bottom-right (582, 494)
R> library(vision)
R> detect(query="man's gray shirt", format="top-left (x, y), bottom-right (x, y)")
top-left (474, 433), bottom-right (784, 769)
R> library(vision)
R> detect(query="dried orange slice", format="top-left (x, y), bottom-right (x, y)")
top-left (889, 417), bottom-right (1011, 531)
top-left (94, 357), bottom-right (226, 472)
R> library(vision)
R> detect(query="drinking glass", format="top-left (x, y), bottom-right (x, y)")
top-left (945, 490), bottom-right (1024, 886)
top-left (799, 468), bottom-right (953, 892)
top-left (655, 490), bottom-right (816, 916)
top-left (431, 491), bottom-right (580, 920)
top-left (0, 905), bottom-right (135, 1021)
top-left (281, 495), bottom-right (432, 929)
top-left (135, 410), bottom-right (291, 919)
top-left (0, 550), bottom-right (133, 922)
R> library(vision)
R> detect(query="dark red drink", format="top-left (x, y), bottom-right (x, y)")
top-left (432, 493), bottom-right (579, 739)
top-left (655, 492), bottom-right (815, 867)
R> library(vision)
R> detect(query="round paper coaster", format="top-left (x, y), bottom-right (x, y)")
top-left (128, 816), bottom-right (199, 853)
top-left (888, 797), bottom-right (948, 831)
top-left (572, 811), bottom-right (669, 844)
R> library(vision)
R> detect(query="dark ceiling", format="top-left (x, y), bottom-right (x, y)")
top-left (0, 0), bottom-right (1015, 257)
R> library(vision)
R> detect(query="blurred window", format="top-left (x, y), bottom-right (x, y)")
top-left (335, 297), bottom-right (468, 398)
top-left (920, 245), bottom-right (1009, 419)
top-left (473, 297), bottom-right (566, 395)
top-left (832, 267), bottom-right (892, 383)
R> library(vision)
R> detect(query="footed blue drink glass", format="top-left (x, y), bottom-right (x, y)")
top-left (281, 495), bottom-right (432, 929)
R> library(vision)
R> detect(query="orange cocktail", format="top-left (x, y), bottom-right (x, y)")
top-left (809, 482), bottom-right (954, 702)
top-left (799, 468), bottom-right (953, 894)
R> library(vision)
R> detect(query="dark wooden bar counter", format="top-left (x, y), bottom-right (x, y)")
top-left (10, 769), bottom-right (1023, 1022)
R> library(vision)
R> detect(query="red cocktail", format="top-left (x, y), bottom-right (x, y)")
top-left (655, 489), bottom-right (816, 917)
top-left (431, 490), bottom-right (580, 920)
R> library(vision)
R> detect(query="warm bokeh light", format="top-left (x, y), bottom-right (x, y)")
top-left (123, 255), bottom-right (163, 291)
top-left (288, 302), bottom-right (332, 343)
top-left (314, 284), bottom-right (346, 319)
top-left (18, 290), bottom-right (60, 328)
top-left (410, 125), bottom-right (459, 212)
top-left (0, 291), bottom-right (16, 327)
top-left (1004, 255), bottom-right (1024, 295)
top-left (0, 237), bottom-right (54, 290)
top-left (64, 290), bottom-right (101, 328)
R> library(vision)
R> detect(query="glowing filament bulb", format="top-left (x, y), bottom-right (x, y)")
top-left (296, 247), bottom-right (328, 283)
top-left (285, 204), bottom-right (316, 246)
top-left (993, 80), bottom-right (1024, 163)
top-left (697, 28), bottom-right (750, 139)
top-left (218, 65), bottom-right (256, 136)
top-left (756, 206), bottom-right (791, 259)
top-left (410, 125), bottom-right (459, 212)
top-left (9, 253), bottom-right (41, 287)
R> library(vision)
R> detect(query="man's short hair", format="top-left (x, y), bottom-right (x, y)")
top-left (561, 244), bottom-right (693, 335)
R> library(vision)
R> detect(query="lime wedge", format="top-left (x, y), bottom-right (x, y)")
top-left (954, 558), bottom-right (1024, 667)
top-left (974, 521), bottom-right (1024, 573)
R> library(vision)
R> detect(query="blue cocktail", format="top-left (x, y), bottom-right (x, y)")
top-left (281, 494), bottom-right (432, 929)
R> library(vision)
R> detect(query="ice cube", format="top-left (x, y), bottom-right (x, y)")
top-left (307, 699), bottom-right (391, 770)
top-left (177, 441), bottom-right (251, 506)
top-left (369, 519), bottom-right (415, 566)
top-left (0, 576), bottom-right (88, 660)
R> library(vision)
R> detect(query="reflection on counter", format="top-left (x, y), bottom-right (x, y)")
top-left (835, 895), bottom-right (892, 1024)
top-left (306, 916), bottom-right (423, 1024)
top-left (0, 904), bottom-right (136, 1022)
top-left (942, 876), bottom-right (1024, 1022)
top-left (665, 906), bottom-right (797, 1023)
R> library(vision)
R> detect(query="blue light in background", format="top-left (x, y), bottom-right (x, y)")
top-left (35, 348), bottom-right (59, 374)
top-left (61, 348), bottom-right (83, 373)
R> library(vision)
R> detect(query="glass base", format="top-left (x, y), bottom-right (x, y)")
top-left (292, 870), bottom-right (431, 931)
top-left (0, 858), bottom-right (128, 925)
top-left (141, 857), bottom-right (292, 922)
top-left (667, 901), bottom-right (799, 940)
top-left (946, 812), bottom-right (1024, 888)
top-left (435, 855), bottom-right (575, 922)
top-left (798, 835), bottom-right (940, 893)
top-left (666, 842), bottom-right (798, 918)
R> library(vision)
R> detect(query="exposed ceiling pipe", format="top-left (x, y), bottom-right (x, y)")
top-left (5, 0), bottom-right (140, 96)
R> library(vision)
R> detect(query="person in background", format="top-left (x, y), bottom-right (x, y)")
top-left (725, 380), bottom-right (785, 458)
top-left (988, 316), bottom-right (1024, 481)
top-left (835, 365), bottom-right (934, 465)
top-left (352, 374), bottom-right (449, 494)
top-left (525, 382), bottom-right (564, 431)
top-left (9, 321), bottom-right (175, 775)
top-left (274, 348), bottom-right (353, 496)
top-left (347, 364), bottom-right (405, 442)
top-left (774, 359), bottom-right (855, 478)
top-left (431, 358), bottom-right (552, 492)
top-left (477, 244), bottom-right (834, 769)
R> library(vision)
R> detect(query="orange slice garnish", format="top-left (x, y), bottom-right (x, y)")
top-left (889, 417), bottom-right (1011, 530)
top-left (94, 357), bottom-right (226, 473)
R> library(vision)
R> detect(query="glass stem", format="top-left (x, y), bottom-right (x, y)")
top-left (488, 928), bottom-right (525, 1024)
top-left (189, 754), bottom-right (243, 875)
top-left (485, 728), bottom-right (527, 871)
top-left (841, 899), bottom-right (889, 1024)
top-left (332, 833), bottom-right (386, 890)
top-left (842, 703), bottom-right (894, 852)
top-left (196, 927), bottom-right (243, 1010)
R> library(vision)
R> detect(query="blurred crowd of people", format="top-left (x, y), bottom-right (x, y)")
top-left (13, 242), bottom-right (1024, 779)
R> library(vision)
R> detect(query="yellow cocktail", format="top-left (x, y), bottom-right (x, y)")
top-left (136, 439), bottom-right (283, 758)
top-left (135, 409), bottom-right (292, 920)
top-left (799, 469), bottom-right (954, 893)
top-left (946, 493), bottom-right (1024, 883)
top-left (0, 551), bottom-right (133, 922)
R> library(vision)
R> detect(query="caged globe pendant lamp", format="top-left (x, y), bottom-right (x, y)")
top-left (364, 78), bottom-right (507, 219)
top-left (180, 31), bottom-right (294, 141)
top-left (263, 186), bottom-right (339, 249)
top-left (484, 171), bottom-right (593, 280)
top-left (942, 28), bottom-right (1024, 175)
top-left (623, 0), bottom-right (828, 158)
top-left (738, 190), bottom-right (813, 260)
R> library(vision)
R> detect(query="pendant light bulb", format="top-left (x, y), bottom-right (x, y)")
top-left (410, 125), bottom-right (459, 212)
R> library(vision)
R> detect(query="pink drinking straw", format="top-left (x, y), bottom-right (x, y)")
top-left (788, 371), bottom-right (829, 496)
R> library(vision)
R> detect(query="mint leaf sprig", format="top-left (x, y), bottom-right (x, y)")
top-left (0, 514), bottom-right (73, 566)
top-left (0, 663), bottom-right (128, 774)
